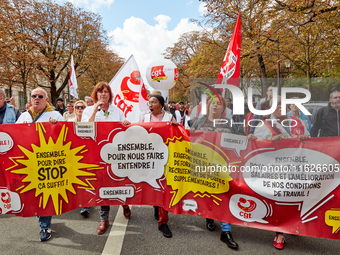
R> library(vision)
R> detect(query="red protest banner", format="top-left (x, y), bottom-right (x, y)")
top-left (0, 122), bottom-right (340, 239)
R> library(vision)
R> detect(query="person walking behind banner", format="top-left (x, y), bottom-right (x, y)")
top-left (287, 99), bottom-right (312, 132)
top-left (190, 96), bottom-right (239, 250)
top-left (183, 103), bottom-right (194, 128)
top-left (140, 94), bottom-right (178, 238)
top-left (175, 101), bottom-right (185, 125)
top-left (81, 82), bottom-right (131, 234)
top-left (63, 102), bottom-right (75, 121)
top-left (251, 96), bottom-right (309, 250)
top-left (310, 91), bottom-right (340, 137)
top-left (249, 86), bottom-right (275, 134)
top-left (16, 87), bottom-right (64, 242)
top-left (67, 100), bottom-right (90, 216)
top-left (55, 97), bottom-right (66, 116)
top-left (85, 96), bottom-right (94, 106)
top-left (0, 89), bottom-right (21, 124)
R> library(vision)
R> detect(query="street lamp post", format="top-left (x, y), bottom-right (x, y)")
top-left (283, 60), bottom-right (291, 86)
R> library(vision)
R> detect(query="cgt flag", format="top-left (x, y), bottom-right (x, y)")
top-left (216, 13), bottom-right (241, 87)
top-left (109, 55), bottom-right (149, 122)
top-left (69, 55), bottom-right (78, 99)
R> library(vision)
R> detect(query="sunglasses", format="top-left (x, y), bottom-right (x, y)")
top-left (31, 94), bottom-right (44, 99)
top-left (76, 105), bottom-right (86, 109)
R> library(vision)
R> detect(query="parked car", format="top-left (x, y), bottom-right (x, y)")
top-left (302, 101), bottom-right (328, 124)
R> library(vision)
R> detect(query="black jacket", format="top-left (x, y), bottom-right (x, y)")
top-left (55, 103), bottom-right (66, 116)
top-left (310, 102), bottom-right (340, 137)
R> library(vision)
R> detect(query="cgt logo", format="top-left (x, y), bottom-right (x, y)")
top-left (229, 194), bottom-right (270, 224)
top-left (237, 197), bottom-right (257, 219)
top-left (0, 189), bottom-right (21, 214)
top-left (1, 192), bottom-right (12, 209)
top-left (151, 66), bottom-right (167, 82)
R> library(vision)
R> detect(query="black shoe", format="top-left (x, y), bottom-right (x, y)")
top-left (80, 208), bottom-right (89, 217)
top-left (220, 231), bottom-right (239, 249)
top-left (158, 224), bottom-right (172, 238)
top-left (154, 207), bottom-right (159, 221)
top-left (206, 218), bottom-right (215, 231)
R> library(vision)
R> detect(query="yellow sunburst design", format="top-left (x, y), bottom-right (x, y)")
top-left (8, 123), bottom-right (101, 215)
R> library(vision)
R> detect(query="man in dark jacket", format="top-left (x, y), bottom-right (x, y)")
top-left (55, 97), bottom-right (66, 116)
top-left (310, 91), bottom-right (340, 137)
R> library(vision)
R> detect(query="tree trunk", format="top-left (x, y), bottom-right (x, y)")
top-left (257, 53), bottom-right (268, 97)
top-left (307, 64), bottom-right (312, 92)
top-left (50, 81), bottom-right (58, 106)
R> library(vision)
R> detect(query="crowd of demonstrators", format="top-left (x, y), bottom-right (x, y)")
top-left (16, 87), bottom-right (64, 242)
top-left (81, 82), bottom-right (131, 235)
top-left (190, 95), bottom-right (239, 249)
top-left (141, 94), bottom-right (178, 238)
top-left (10, 83), bottom-right (340, 248)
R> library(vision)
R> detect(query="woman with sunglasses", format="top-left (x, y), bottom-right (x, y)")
top-left (68, 100), bottom-right (86, 123)
top-left (67, 100), bottom-right (90, 215)
top-left (81, 82), bottom-right (131, 235)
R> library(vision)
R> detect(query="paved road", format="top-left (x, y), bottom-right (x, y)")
top-left (1, 205), bottom-right (339, 255)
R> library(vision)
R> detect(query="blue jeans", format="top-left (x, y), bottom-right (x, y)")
top-left (221, 221), bottom-right (231, 232)
top-left (38, 216), bottom-right (52, 230)
top-left (99, 206), bottom-right (110, 221)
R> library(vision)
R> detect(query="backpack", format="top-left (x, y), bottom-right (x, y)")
top-left (14, 107), bottom-right (19, 117)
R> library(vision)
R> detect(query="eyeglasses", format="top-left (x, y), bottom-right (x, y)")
top-left (147, 101), bottom-right (158, 106)
top-left (31, 94), bottom-right (44, 99)
top-left (76, 105), bottom-right (86, 109)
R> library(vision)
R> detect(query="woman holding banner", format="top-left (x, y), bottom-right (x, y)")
top-left (190, 95), bottom-right (239, 250)
top-left (140, 94), bottom-right (178, 238)
top-left (81, 82), bottom-right (132, 234)
top-left (68, 100), bottom-right (91, 216)
top-left (251, 96), bottom-right (309, 250)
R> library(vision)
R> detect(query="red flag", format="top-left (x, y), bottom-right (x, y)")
top-left (216, 13), bottom-right (241, 87)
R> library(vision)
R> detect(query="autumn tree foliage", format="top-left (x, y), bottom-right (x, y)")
top-left (0, 0), bottom-right (123, 104)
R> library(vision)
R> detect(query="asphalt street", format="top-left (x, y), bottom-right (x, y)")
top-left (1, 205), bottom-right (339, 255)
